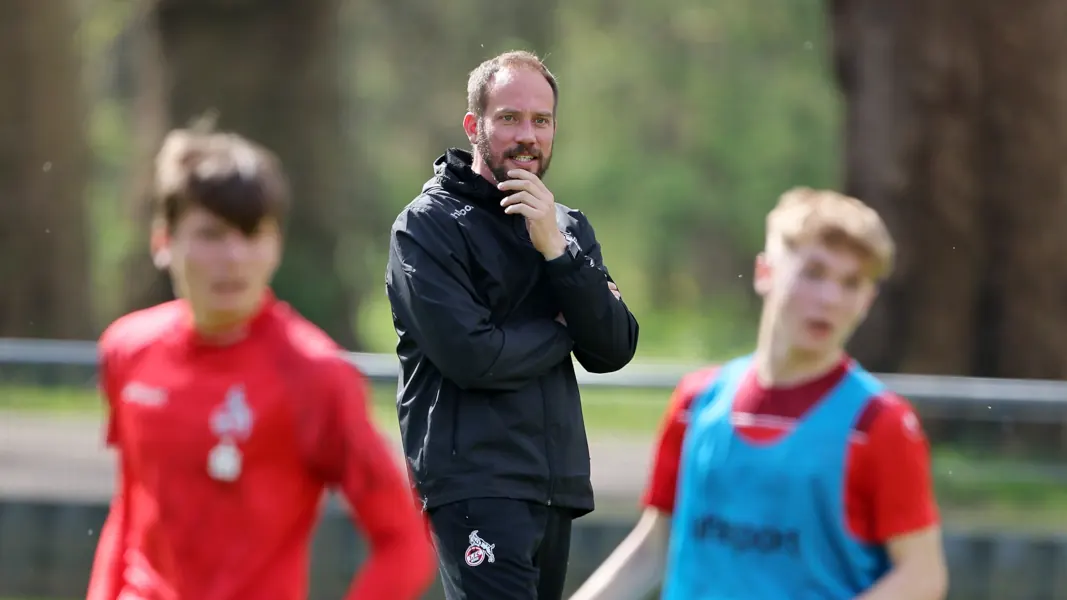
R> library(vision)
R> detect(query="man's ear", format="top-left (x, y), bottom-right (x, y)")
top-left (462, 113), bottom-right (479, 144)
top-left (150, 223), bottom-right (171, 270)
top-left (753, 253), bottom-right (773, 297)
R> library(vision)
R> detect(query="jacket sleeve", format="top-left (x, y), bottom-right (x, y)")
top-left (386, 205), bottom-right (574, 391)
top-left (544, 213), bottom-right (639, 373)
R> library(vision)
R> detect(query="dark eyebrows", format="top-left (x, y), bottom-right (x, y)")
top-left (495, 107), bottom-right (554, 120)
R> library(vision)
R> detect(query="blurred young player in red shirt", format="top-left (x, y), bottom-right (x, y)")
top-left (86, 127), bottom-right (435, 600)
top-left (571, 188), bottom-right (947, 599)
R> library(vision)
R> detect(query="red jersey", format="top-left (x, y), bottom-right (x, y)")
top-left (643, 358), bottom-right (939, 544)
top-left (86, 293), bottom-right (434, 600)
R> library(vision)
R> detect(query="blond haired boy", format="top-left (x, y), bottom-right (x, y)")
top-left (570, 188), bottom-right (947, 600)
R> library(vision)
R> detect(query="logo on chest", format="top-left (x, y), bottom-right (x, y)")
top-left (691, 513), bottom-right (800, 556)
top-left (207, 384), bottom-right (254, 482)
top-left (451, 205), bottom-right (474, 219)
top-left (210, 384), bottom-right (254, 440)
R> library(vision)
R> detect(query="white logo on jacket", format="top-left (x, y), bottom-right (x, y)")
top-left (562, 230), bottom-right (580, 251)
top-left (450, 205), bottom-right (474, 220)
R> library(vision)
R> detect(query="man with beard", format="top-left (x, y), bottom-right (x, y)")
top-left (385, 50), bottom-right (640, 600)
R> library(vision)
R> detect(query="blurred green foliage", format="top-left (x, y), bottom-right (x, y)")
top-left (79, 0), bottom-right (839, 361)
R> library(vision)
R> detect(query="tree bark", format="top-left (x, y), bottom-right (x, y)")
top-left (979, 0), bottom-right (1067, 379)
top-left (121, 0), bottom-right (364, 348)
top-left (831, 0), bottom-right (1067, 378)
top-left (119, 6), bottom-right (172, 314)
top-left (0, 0), bottom-right (92, 339)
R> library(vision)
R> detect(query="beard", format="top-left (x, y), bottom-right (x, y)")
top-left (475, 129), bottom-right (552, 184)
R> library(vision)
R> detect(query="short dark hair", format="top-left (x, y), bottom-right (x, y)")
top-left (152, 127), bottom-right (290, 235)
top-left (466, 50), bottom-right (559, 118)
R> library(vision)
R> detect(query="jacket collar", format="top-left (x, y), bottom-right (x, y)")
top-left (428, 148), bottom-right (508, 215)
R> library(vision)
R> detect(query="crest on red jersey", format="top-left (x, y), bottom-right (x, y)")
top-left (207, 384), bottom-right (253, 482)
top-left (210, 384), bottom-right (254, 440)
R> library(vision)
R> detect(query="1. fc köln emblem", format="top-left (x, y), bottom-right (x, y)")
top-left (464, 530), bottom-right (496, 567)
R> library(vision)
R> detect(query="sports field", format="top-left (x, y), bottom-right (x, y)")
top-left (2, 386), bottom-right (1066, 600)
top-left (3, 383), bottom-right (1067, 533)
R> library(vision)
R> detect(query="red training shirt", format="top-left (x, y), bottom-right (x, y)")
top-left (86, 293), bottom-right (435, 600)
top-left (642, 358), bottom-right (939, 544)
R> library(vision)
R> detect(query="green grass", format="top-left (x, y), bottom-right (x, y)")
top-left (0, 385), bottom-right (107, 413)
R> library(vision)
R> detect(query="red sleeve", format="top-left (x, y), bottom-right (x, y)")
top-left (305, 359), bottom-right (435, 600)
top-left (98, 333), bottom-right (122, 446)
top-left (863, 394), bottom-right (940, 542)
top-left (641, 367), bottom-right (718, 514)
top-left (86, 334), bottom-right (128, 600)
top-left (86, 466), bottom-right (128, 600)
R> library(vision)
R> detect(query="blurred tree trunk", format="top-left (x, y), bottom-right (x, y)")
top-left (0, 1), bottom-right (92, 339)
top-left (122, 0), bottom-right (365, 348)
top-left (979, 0), bottom-right (1067, 379)
top-left (832, 0), bottom-right (1067, 378)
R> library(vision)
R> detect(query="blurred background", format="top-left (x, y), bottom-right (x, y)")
top-left (1, 0), bottom-right (1066, 598)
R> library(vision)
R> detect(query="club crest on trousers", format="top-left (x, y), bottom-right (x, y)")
top-left (464, 530), bottom-right (496, 567)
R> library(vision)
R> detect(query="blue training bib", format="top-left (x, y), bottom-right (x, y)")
top-left (662, 356), bottom-right (890, 600)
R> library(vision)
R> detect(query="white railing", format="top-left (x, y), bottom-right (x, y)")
top-left (3, 337), bottom-right (1067, 421)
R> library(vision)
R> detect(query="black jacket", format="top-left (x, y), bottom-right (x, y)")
top-left (386, 149), bottom-right (640, 516)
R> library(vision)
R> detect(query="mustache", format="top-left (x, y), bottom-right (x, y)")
top-left (505, 145), bottom-right (540, 159)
